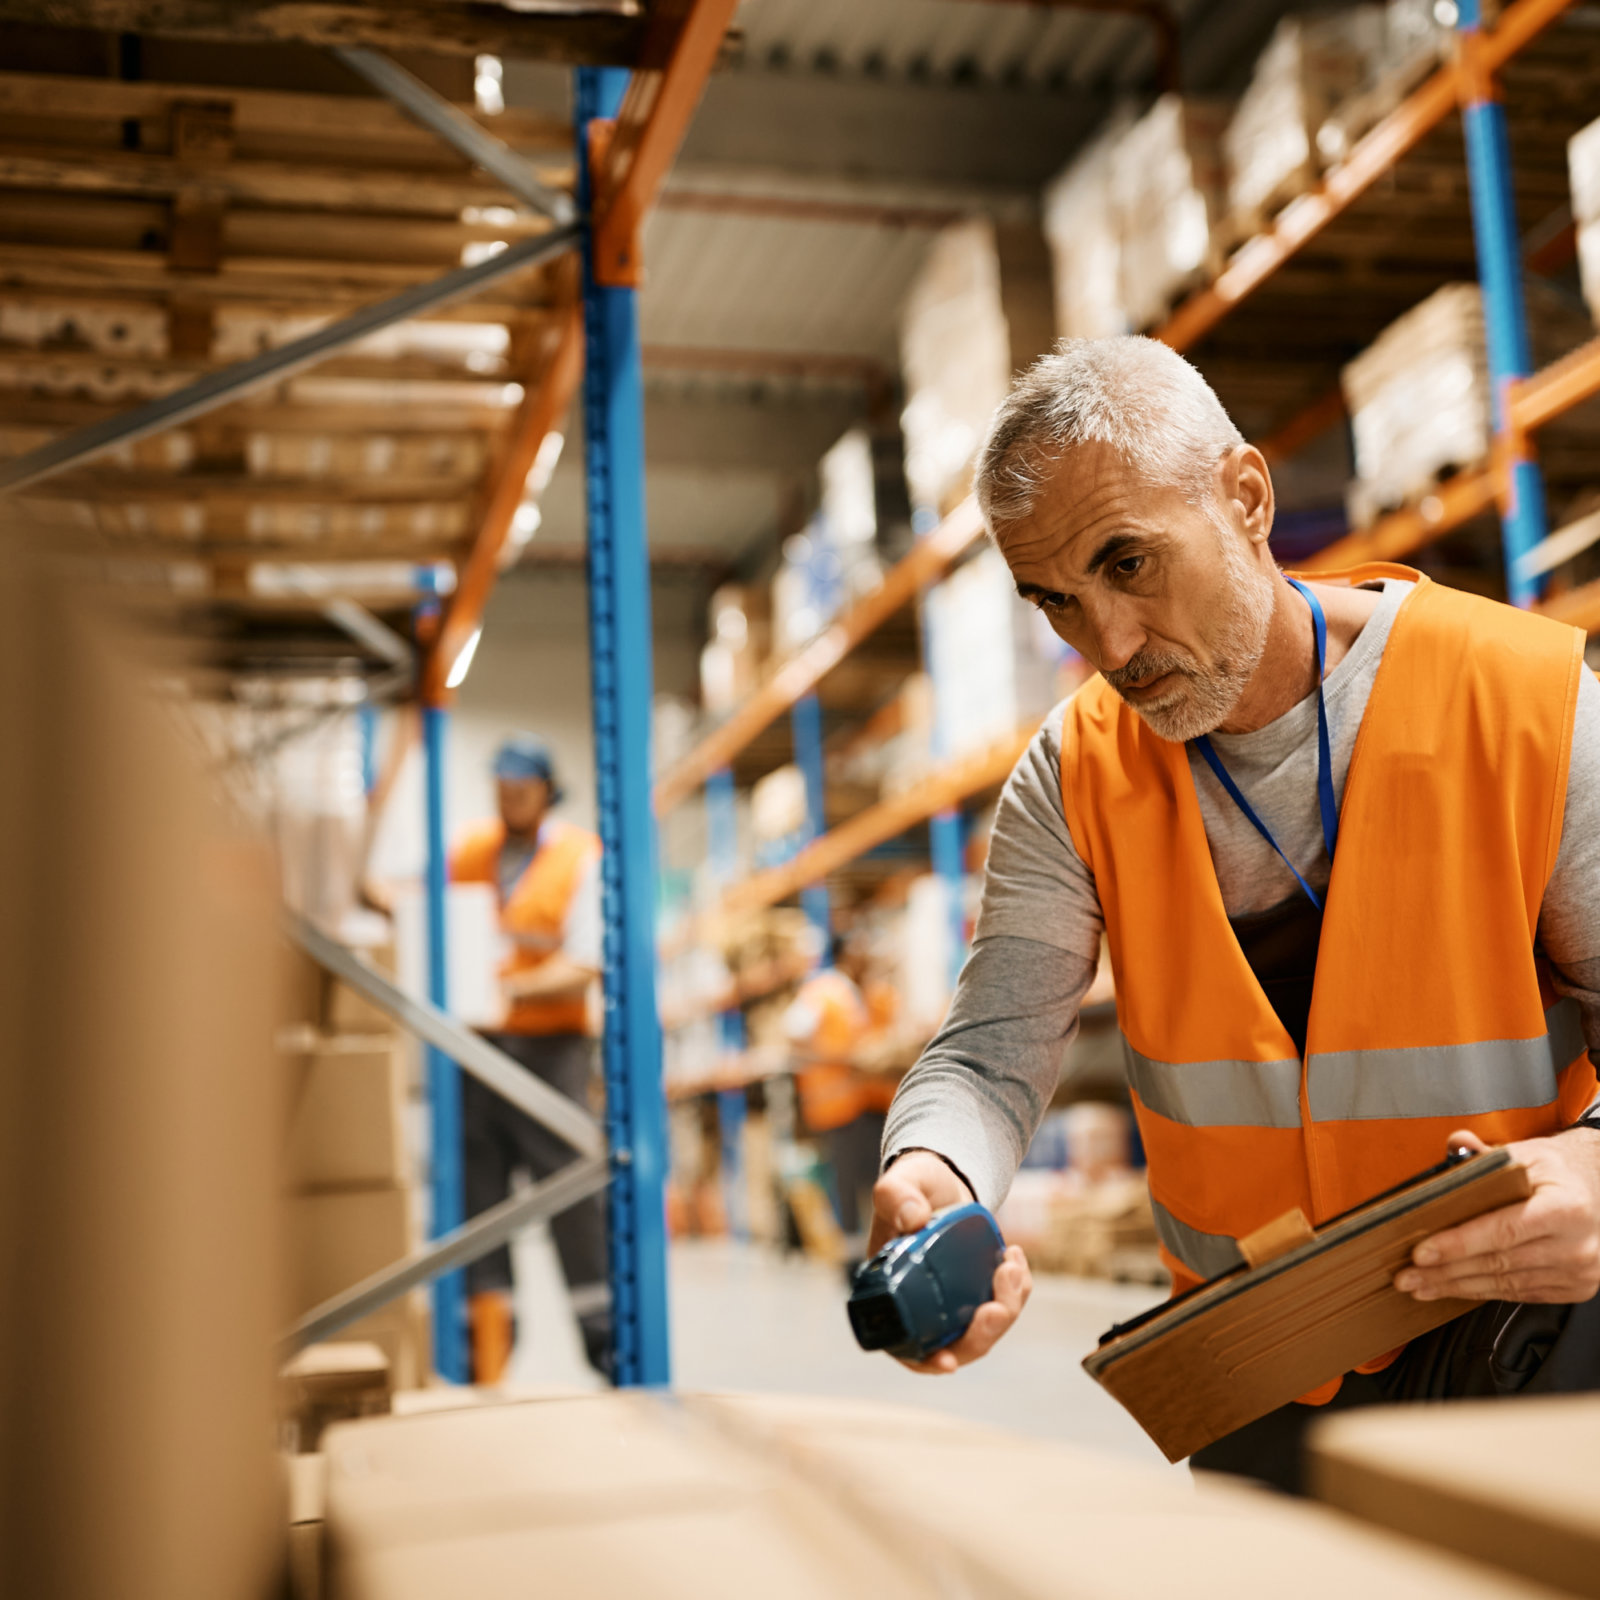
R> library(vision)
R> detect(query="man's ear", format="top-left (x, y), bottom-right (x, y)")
top-left (1230, 446), bottom-right (1275, 545)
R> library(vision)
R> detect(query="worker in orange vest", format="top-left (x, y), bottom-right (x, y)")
top-left (873, 337), bottom-right (1600, 1492)
top-left (784, 938), bottom-right (897, 1253)
top-left (451, 735), bottom-right (609, 1384)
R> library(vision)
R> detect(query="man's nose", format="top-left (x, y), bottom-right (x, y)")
top-left (1082, 602), bottom-right (1145, 674)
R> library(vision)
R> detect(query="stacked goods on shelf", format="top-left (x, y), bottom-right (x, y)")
top-left (750, 764), bottom-right (812, 867)
top-left (1572, 113), bottom-right (1600, 326)
top-left (923, 545), bottom-right (1088, 762)
top-left (771, 430), bottom-right (887, 654)
top-left (1043, 109), bottom-right (1136, 340)
top-left (997, 1105), bottom-right (1166, 1285)
top-left (900, 219), bottom-right (1015, 517)
top-left (0, 554), bottom-right (284, 1598)
top-left (1316, 0), bottom-right (1450, 164)
top-left (828, 672), bottom-right (936, 803)
top-left (1109, 95), bottom-right (1232, 332)
top-left (1343, 280), bottom-right (1600, 526)
top-left (1222, 7), bottom-right (1383, 234)
top-left (283, 940), bottom-right (432, 1391)
top-left (699, 583), bottom-right (771, 718)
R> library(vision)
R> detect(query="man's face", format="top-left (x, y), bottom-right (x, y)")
top-left (995, 440), bottom-right (1277, 742)
top-left (497, 776), bottom-right (552, 836)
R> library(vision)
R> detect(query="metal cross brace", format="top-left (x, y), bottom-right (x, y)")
top-left (332, 46), bottom-right (576, 226)
top-left (285, 1155), bottom-right (610, 1352)
top-left (0, 224), bottom-right (580, 496)
top-left (287, 910), bottom-right (605, 1161)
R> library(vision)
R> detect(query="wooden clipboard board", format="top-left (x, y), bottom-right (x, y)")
top-left (1083, 1149), bottom-right (1532, 1462)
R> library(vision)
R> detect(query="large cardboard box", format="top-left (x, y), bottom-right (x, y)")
top-left (320, 1392), bottom-right (1557, 1599)
top-left (322, 942), bottom-right (399, 1035)
top-left (286, 1036), bottom-right (407, 1190)
top-left (288, 1187), bottom-right (416, 1318)
top-left (1310, 1393), bottom-right (1600, 1599)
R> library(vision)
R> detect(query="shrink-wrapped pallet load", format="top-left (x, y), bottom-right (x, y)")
top-left (1222, 7), bottom-right (1383, 231)
top-left (899, 219), bottom-right (1014, 517)
top-left (1570, 113), bottom-right (1600, 326)
top-left (1315, 0), bottom-right (1449, 164)
top-left (1042, 109), bottom-right (1134, 340)
top-left (1342, 284), bottom-right (1490, 527)
top-left (1109, 95), bottom-right (1232, 332)
top-left (1343, 280), bottom-right (1599, 526)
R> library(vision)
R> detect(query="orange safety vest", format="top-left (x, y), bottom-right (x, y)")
top-left (451, 817), bottom-right (601, 1036)
top-left (792, 969), bottom-right (894, 1131)
top-left (1059, 566), bottom-right (1595, 1387)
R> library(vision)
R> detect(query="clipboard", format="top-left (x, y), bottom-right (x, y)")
top-left (1082, 1149), bottom-right (1532, 1463)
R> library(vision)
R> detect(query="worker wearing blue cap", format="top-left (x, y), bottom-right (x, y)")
top-left (451, 733), bottom-right (610, 1383)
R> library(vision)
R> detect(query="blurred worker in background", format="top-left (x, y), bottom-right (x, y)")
top-left (874, 336), bottom-right (1600, 1492)
top-left (451, 735), bottom-right (611, 1384)
top-left (784, 937), bottom-right (897, 1254)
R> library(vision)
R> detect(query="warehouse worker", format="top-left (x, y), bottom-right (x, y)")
top-left (874, 336), bottom-right (1600, 1492)
top-left (451, 735), bottom-right (611, 1384)
top-left (784, 939), bottom-right (897, 1250)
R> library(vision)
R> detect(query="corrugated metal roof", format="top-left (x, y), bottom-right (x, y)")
top-left (640, 207), bottom-right (937, 358)
top-left (731, 0), bottom-right (1188, 91)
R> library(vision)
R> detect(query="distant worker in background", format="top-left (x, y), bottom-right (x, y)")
top-left (451, 735), bottom-right (611, 1384)
top-left (784, 938), bottom-right (897, 1254)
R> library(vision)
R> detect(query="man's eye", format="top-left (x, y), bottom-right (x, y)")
top-left (1113, 555), bottom-right (1144, 577)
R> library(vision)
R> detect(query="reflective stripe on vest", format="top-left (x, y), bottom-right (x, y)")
top-left (1058, 565), bottom-right (1597, 1306)
top-left (1150, 1197), bottom-right (1244, 1279)
top-left (1126, 998), bottom-right (1585, 1131)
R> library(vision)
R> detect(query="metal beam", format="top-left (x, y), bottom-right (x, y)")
top-left (579, 63), bottom-right (672, 1389)
top-left (287, 911), bottom-right (605, 1161)
top-left (284, 1156), bottom-right (610, 1353)
top-left (590, 0), bottom-right (743, 287)
top-left (332, 46), bottom-right (576, 225)
top-left (428, 305), bottom-right (586, 702)
top-left (0, 225), bottom-right (580, 496)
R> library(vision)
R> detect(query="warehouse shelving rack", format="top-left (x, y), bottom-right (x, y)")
top-left (655, 0), bottom-right (1600, 1097)
top-left (0, 0), bottom-right (740, 1392)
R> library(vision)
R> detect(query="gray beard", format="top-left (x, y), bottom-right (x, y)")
top-left (1103, 527), bottom-right (1276, 743)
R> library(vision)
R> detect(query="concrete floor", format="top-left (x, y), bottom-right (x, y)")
top-left (506, 1225), bottom-right (1181, 1475)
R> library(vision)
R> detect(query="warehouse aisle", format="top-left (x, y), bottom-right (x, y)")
top-left (669, 1241), bottom-right (1176, 1467)
top-left (506, 1228), bottom-right (1176, 1465)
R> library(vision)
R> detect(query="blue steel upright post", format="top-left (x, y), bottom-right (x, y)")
top-left (421, 698), bottom-right (468, 1382)
top-left (577, 65), bottom-right (672, 1388)
top-left (790, 691), bottom-right (832, 948)
top-left (1457, 0), bottom-right (1548, 607)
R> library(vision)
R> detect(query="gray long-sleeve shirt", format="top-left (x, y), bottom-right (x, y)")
top-left (885, 579), bottom-right (1600, 1210)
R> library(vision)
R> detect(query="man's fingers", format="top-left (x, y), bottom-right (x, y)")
top-left (893, 1248), bottom-right (1033, 1374)
top-left (1413, 1198), bottom-right (1539, 1267)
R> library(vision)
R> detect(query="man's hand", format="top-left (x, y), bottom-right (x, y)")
top-left (1395, 1127), bottom-right (1600, 1305)
top-left (868, 1150), bottom-right (1033, 1375)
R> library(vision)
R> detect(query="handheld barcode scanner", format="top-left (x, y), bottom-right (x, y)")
top-left (847, 1202), bottom-right (1006, 1362)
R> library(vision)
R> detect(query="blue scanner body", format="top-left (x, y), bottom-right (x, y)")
top-left (847, 1202), bottom-right (1006, 1361)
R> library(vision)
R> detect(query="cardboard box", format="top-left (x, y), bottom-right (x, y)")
top-left (1310, 1393), bottom-right (1600, 1598)
top-left (319, 1391), bottom-right (1557, 1599)
top-left (1109, 94), bottom-right (1233, 332)
top-left (322, 942), bottom-right (398, 1035)
top-left (1223, 8), bottom-right (1383, 226)
top-left (286, 1036), bottom-right (407, 1190)
top-left (287, 1187), bottom-right (416, 1318)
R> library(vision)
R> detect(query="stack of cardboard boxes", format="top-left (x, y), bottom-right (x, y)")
top-left (1343, 279), bottom-right (1600, 526)
top-left (283, 940), bottom-right (433, 1391)
top-left (1572, 113), bottom-right (1600, 326)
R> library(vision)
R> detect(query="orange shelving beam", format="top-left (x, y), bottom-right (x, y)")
top-left (652, 496), bottom-right (987, 814)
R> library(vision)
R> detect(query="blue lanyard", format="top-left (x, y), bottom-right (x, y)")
top-left (1192, 577), bottom-right (1339, 912)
